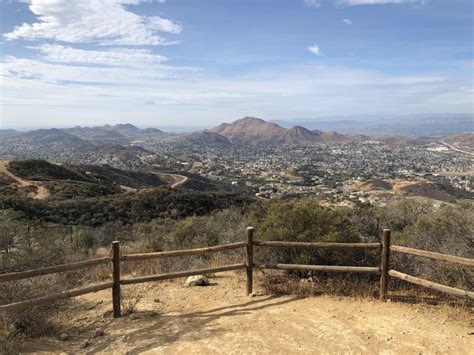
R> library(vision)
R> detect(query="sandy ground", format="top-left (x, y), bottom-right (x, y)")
top-left (21, 271), bottom-right (473, 354)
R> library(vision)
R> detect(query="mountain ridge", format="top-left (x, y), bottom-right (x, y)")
top-left (210, 117), bottom-right (363, 145)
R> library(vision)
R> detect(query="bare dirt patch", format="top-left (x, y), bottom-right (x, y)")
top-left (20, 272), bottom-right (473, 354)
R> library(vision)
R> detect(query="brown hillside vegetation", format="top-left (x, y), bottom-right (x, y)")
top-left (21, 272), bottom-right (473, 354)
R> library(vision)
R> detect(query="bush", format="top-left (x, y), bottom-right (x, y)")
top-left (255, 199), bottom-right (365, 268)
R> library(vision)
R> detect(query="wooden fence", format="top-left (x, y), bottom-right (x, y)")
top-left (0, 228), bottom-right (472, 317)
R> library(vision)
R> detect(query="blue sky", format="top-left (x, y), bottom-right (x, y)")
top-left (0, 0), bottom-right (472, 129)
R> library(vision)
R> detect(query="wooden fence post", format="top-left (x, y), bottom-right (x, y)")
top-left (245, 227), bottom-right (254, 296)
top-left (379, 229), bottom-right (391, 301)
top-left (112, 241), bottom-right (121, 318)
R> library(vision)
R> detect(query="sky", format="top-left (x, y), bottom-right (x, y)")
top-left (0, 0), bottom-right (473, 129)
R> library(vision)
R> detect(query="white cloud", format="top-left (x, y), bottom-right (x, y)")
top-left (307, 45), bottom-right (322, 56)
top-left (4, 0), bottom-right (181, 45)
top-left (303, 0), bottom-right (321, 8)
top-left (33, 44), bottom-right (167, 66)
top-left (340, 0), bottom-right (426, 5)
top-left (343, 19), bottom-right (353, 25)
top-left (2, 58), bottom-right (469, 127)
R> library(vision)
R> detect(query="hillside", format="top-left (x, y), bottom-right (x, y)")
top-left (21, 272), bottom-right (472, 354)
top-left (0, 160), bottom-right (252, 226)
top-left (210, 117), bottom-right (363, 145)
top-left (442, 133), bottom-right (474, 154)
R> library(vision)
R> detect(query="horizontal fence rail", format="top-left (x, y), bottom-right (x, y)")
top-left (390, 245), bottom-right (474, 267)
top-left (253, 241), bottom-right (381, 250)
top-left (121, 242), bottom-right (246, 261)
top-left (121, 263), bottom-right (245, 286)
top-left (389, 270), bottom-right (474, 300)
top-left (254, 263), bottom-right (380, 273)
top-left (0, 281), bottom-right (113, 312)
top-left (0, 257), bottom-right (112, 283)
top-left (0, 227), bottom-right (472, 318)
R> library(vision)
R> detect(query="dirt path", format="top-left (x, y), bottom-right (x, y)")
top-left (22, 272), bottom-right (473, 354)
top-left (153, 172), bottom-right (189, 188)
top-left (0, 160), bottom-right (49, 199)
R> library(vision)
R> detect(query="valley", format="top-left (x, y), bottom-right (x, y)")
top-left (0, 117), bottom-right (472, 206)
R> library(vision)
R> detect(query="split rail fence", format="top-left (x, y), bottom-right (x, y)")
top-left (0, 228), bottom-right (473, 317)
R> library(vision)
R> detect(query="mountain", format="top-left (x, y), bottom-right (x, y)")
top-left (63, 124), bottom-right (163, 141)
top-left (210, 117), bottom-right (287, 143)
top-left (275, 126), bottom-right (320, 145)
top-left (272, 113), bottom-right (473, 137)
top-left (187, 131), bottom-right (232, 146)
top-left (64, 126), bottom-right (127, 142)
top-left (0, 129), bottom-right (20, 139)
top-left (210, 117), bottom-right (360, 145)
top-left (21, 129), bottom-right (95, 150)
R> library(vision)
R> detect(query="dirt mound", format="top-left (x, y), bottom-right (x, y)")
top-left (21, 272), bottom-right (473, 354)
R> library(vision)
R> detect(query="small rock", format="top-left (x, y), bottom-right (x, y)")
top-left (93, 329), bottom-right (104, 338)
top-left (185, 275), bottom-right (209, 287)
top-left (153, 298), bottom-right (160, 303)
top-left (80, 340), bottom-right (90, 349)
top-left (59, 333), bottom-right (69, 341)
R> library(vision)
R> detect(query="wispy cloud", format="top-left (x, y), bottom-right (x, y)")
top-left (343, 19), bottom-right (353, 25)
top-left (339, 0), bottom-right (426, 5)
top-left (33, 44), bottom-right (167, 67)
top-left (307, 45), bottom-right (322, 56)
top-left (303, 0), bottom-right (321, 8)
top-left (4, 0), bottom-right (181, 45)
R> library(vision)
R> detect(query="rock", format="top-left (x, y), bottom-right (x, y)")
top-left (80, 340), bottom-right (90, 349)
top-left (185, 275), bottom-right (209, 287)
top-left (59, 333), bottom-right (69, 341)
top-left (93, 329), bottom-right (104, 338)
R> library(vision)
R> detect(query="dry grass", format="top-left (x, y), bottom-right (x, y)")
top-left (260, 271), bottom-right (379, 299)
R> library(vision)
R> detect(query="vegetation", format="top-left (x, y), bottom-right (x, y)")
top-left (0, 160), bottom-right (472, 349)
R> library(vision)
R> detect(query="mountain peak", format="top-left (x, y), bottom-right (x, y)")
top-left (233, 117), bottom-right (266, 124)
top-left (113, 123), bottom-right (139, 130)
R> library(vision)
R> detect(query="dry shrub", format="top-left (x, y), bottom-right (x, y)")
top-left (261, 271), bottom-right (379, 299)
top-left (0, 276), bottom-right (64, 338)
top-left (0, 318), bottom-right (22, 355)
top-left (120, 284), bottom-right (158, 315)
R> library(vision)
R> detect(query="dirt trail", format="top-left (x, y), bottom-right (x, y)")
top-left (153, 172), bottom-right (189, 188)
top-left (22, 272), bottom-right (473, 354)
top-left (0, 160), bottom-right (49, 199)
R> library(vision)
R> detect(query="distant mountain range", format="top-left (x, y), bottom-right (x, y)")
top-left (271, 113), bottom-right (473, 137)
top-left (0, 118), bottom-right (472, 161)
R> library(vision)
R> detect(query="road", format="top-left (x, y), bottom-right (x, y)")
top-left (440, 141), bottom-right (474, 156)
